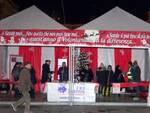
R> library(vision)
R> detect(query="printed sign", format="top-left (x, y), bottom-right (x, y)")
top-left (112, 83), bottom-right (121, 94)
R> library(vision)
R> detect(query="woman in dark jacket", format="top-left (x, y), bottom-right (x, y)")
top-left (41, 60), bottom-right (51, 83)
top-left (104, 65), bottom-right (114, 96)
top-left (96, 63), bottom-right (107, 96)
top-left (114, 65), bottom-right (124, 83)
top-left (80, 65), bottom-right (93, 82)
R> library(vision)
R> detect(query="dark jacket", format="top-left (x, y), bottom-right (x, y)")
top-left (30, 67), bottom-right (37, 85)
top-left (12, 67), bottom-right (21, 81)
top-left (80, 68), bottom-right (93, 82)
top-left (41, 63), bottom-right (51, 83)
top-left (96, 67), bottom-right (107, 85)
top-left (58, 66), bottom-right (69, 82)
top-left (114, 66), bottom-right (124, 83)
top-left (106, 70), bottom-right (114, 86)
top-left (133, 65), bottom-right (141, 82)
top-left (18, 68), bottom-right (33, 92)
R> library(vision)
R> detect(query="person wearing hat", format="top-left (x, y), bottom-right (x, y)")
top-left (11, 62), bottom-right (33, 113)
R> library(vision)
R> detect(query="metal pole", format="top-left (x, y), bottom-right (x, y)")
top-left (147, 48), bottom-right (150, 106)
top-left (69, 46), bottom-right (74, 104)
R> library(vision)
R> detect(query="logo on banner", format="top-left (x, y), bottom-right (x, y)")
top-left (73, 85), bottom-right (85, 95)
top-left (0, 36), bottom-right (6, 44)
top-left (58, 84), bottom-right (67, 93)
top-left (141, 39), bottom-right (149, 46)
top-left (84, 30), bottom-right (99, 43)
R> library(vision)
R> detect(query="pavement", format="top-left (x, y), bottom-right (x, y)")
top-left (0, 105), bottom-right (149, 113)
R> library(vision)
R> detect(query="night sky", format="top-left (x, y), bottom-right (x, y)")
top-left (13, 0), bottom-right (150, 24)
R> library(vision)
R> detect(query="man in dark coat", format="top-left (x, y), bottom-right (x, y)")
top-left (133, 60), bottom-right (141, 82)
top-left (29, 66), bottom-right (37, 99)
top-left (11, 62), bottom-right (33, 113)
top-left (133, 60), bottom-right (141, 98)
top-left (58, 62), bottom-right (69, 82)
top-left (41, 60), bottom-right (52, 83)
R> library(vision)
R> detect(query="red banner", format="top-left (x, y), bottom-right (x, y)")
top-left (0, 30), bottom-right (150, 48)
top-left (100, 30), bottom-right (150, 47)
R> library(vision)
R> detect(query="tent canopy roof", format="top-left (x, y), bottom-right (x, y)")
top-left (0, 5), bottom-right (67, 30)
top-left (78, 7), bottom-right (150, 31)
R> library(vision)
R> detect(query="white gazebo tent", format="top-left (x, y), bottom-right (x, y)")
top-left (78, 6), bottom-right (150, 80)
top-left (78, 6), bottom-right (150, 106)
top-left (0, 5), bottom-right (150, 106)
top-left (0, 5), bottom-right (67, 30)
top-left (78, 7), bottom-right (150, 31)
top-left (0, 5), bottom-right (68, 79)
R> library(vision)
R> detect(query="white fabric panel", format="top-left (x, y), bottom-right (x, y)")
top-left (7, 46), bottom-right (19, 78)
top-left (41, 47), bottom-right (55, 71)
top-left (0, 46), bottom-right (9, 77)
top-left (144, 50), bottom-right (149, 81)
top-left (132, 49), bottom-right (148, 81)
top-left (41, 47), bottom-right (55, 80)
top-left (98, 48), bottom-right (115, 71)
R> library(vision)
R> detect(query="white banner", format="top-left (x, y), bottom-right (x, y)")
top-left (47, 82), bottom-right (98, 102)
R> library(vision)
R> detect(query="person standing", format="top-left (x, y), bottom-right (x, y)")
top-left (133, 60), bottom-right (141, 99)
top-left (12, 62), bottom-right (22, 98)
top-left (114, 65), bottom-right (124, 83)
top-left (133, 60), bottom-right (141, 82)
top-left (105, 65), bottom-right (114, 96)
top-left (41, 60), bottom-right (52, 83)
top-left (96, 63), bottom-right (107, 96)
top-left (127, 61), bottom-right (134, 82)
top-left (11, 62), bottom-right (33, 113)
top-left (58, 62), bottom-right (69, 82)
top-left (30, 66), bottom-right (37, 99)
top-left (12, 62), bottom-right (22, 81)
top-left (114, 65), bottom-right (125, 97)
top-left (82, 64), bottom-right (94, 82)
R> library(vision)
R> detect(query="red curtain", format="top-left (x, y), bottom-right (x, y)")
top-left (114, 48), bottom-right (131, 72)
top-left (54, 47), bottom-right (69, 80)
top-left (19, 46), bottom-right (41, 92)
top-left (80, 47), bottom-right (98, 80)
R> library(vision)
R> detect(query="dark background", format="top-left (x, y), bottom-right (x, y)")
top-left (12, 0), bottom-right (150, 24)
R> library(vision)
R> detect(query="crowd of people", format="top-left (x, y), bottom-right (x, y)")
top-left (9, 59), bottom-right (141, 112)
top-left (10, 59), bottom-right (142, 101)
top-left (96, 60), bottom-right (141, 97)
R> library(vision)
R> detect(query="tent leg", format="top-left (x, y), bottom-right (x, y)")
top-left (148, 49), bottom-right (150, 107)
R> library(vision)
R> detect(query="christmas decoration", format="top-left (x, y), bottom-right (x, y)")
top-left (74, 52), bottom-right (90, 82)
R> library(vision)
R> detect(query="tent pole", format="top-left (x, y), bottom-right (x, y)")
top-left (68, 46), bottom-right (74, 105)
top-left (148, 48), bottom-right (150, 107)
